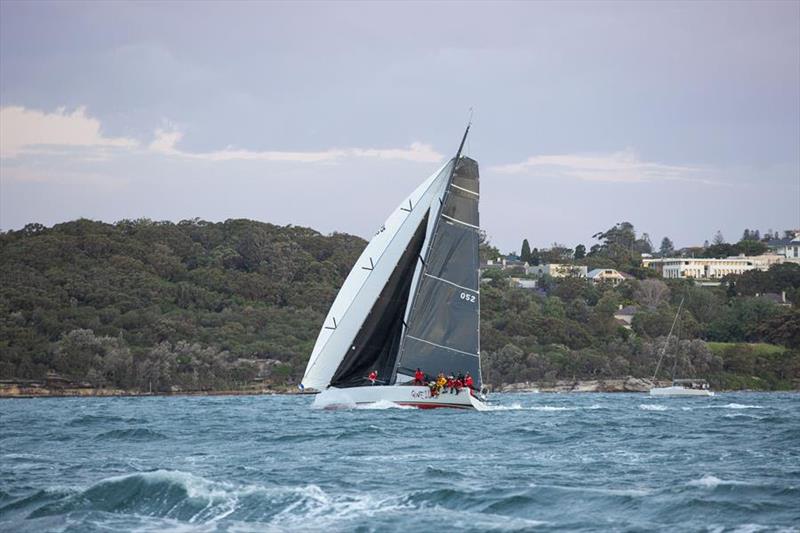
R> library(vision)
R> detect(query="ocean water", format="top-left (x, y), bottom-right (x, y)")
top-left (1, 393), bottom-right (798, 532)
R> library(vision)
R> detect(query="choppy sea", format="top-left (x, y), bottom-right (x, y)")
top-left (1, 392), bottom-right (798, 532)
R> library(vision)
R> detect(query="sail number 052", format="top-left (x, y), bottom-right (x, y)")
top-left (459, 292), bottom-right (476, 303)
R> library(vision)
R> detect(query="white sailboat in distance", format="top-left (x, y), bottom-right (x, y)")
top-left (301, 125), bottom-right (489, 410)
top-left (649, 298), bottom-right (715, 397)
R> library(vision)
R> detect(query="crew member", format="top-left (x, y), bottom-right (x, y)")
top-left (368, 370), bottom-right (378, 385)
top-left (436, 373), bottom-right (447, 393)
top-left (464, 372), bottom-right (474, 390)
top-left (414, 368), bottom-right (425, 385)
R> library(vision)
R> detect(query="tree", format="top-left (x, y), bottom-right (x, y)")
top-left (713, 230), bottom-right (725, 246)
top-left (541, 243), bottom-right (573, 263)
top-left (574, 244), bottom-right (586, 260)
top-left (736, 240), bottom-right (768, 256)
top-left (479, 231), bottom-right (501, 262)
top-left (634, 233), bottom-right (653, 254)
top-left (520, 239), bottom-right (531, 263)
top-left (659, 237), bottom-right (675, 257)
top-left (635, 279), bottom-right (671, 309)
top-left (742, 229), bottom-right (751, 241)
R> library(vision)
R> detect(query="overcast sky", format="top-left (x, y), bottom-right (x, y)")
top-left (1, 1), bottom-right (798, 252)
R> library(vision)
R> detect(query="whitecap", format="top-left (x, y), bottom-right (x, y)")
top-left (482, 402), bottom-right (524, 411)
top-left (718, 403), bottom-right (764, 410)
top-left (686, 475), bottom-right (749, 489)
top-left (638, 404), bottom-right (668, 411)
top-left (482, 403), bottom-right (577, 412)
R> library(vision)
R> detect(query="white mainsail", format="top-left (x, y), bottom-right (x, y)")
top-left (301, 161), bottom-right (453, 390)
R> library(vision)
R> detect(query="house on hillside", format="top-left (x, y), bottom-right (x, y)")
top-left (480, 256), bottom-right (529, 273)
top-left (527, 263), bottom-right (588, 278)
top-left (613, 305), bottom-right (639, 330)
top-left (767, 232), bottom-right (800, 263)
top-left (587, 268), bottom-right (631, 285)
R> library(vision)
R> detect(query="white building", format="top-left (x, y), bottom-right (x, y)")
top-left (642, 255), bottom-right (780, 280)
top-left (527, 263), bottom-right (588, 278)
top-left (767, 233), bottom-right (800, 263)
top-left (587, 268), bottom-right (630, 285)
top-left (481, 257), bottom-right (529, 271)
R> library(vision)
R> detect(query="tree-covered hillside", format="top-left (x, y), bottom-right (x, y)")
top-left (0, 218), bottom-right (365, 389)
top-left (1, 218), bottom-right (798, 391)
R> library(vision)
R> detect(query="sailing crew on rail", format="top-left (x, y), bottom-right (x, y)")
top-left (464, 372), bottom-right (474, 390)
top-left (414, 368), bottom-right (425, 385)
top-left (368, 370), bottom-right (378, 385)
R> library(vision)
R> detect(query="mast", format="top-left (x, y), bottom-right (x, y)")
top-left (652, 297), bottom-right (685, 382)
top-left (455, 121), bottom-right (470, 162)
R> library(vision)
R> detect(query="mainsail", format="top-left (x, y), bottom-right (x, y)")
top-left (393, 156), bottom-right (481, 388)
top-left (301, 130), bottom-right (481, 391)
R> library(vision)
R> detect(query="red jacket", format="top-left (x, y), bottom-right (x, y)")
top-left (465, 376), bottom-right (474, 388)
top-left (415, 370), bottom-right (424, 382)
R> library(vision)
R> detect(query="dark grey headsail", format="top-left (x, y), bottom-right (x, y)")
top-left (393, 155), bottom-right (482, 388)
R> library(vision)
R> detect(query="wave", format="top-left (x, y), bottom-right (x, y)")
top-left (716, 403), bottom-right (764, 410)
top-left (94, 428), bottom-right (167, 441)
top-left (638, 404), bottom-right (668, 411)
top-left (686, 475), bottom-right (749, 489)
top-left (257, 432), bottom-right (324, 444)
top-left (19, 470), bottom-right (413, 529)
top-left (16, 471), bottom-right (553, 530)
top-left (0, 487), bottom-right (74, 516)
top-left (483, 403), bottom-right (578, 412)
top-left (27, 470), bottom-right (237, 523)
top-left (67, 414), bottom-right (145, 427)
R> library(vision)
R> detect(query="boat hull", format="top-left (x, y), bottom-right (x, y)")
top-left (312, 385), bottom-right (489, 410)
top-left (649, 386), bottom-right (715, 397)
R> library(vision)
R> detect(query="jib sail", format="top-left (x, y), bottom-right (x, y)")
top-left (301, 161), bottom-right (453, 390)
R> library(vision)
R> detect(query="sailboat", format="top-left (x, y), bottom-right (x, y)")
top-left (649, 298), bottom-right (715, 397)
top-left (301, 126), bottom-right (489, 410)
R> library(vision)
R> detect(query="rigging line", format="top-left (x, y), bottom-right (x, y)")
top-left (652, 297), bottom-right (684, 382)
top-left (405, 335), bottom-right (479, 358)
top-left (423, 273), bottom-right (479, 294)
top-left (670, 312), bottom-right (682, 380)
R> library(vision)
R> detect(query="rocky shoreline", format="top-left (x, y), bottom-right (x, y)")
top-left (498, 377), bottom-right (669, 393)
top-left (2, 377), bottom-right (794, 398)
